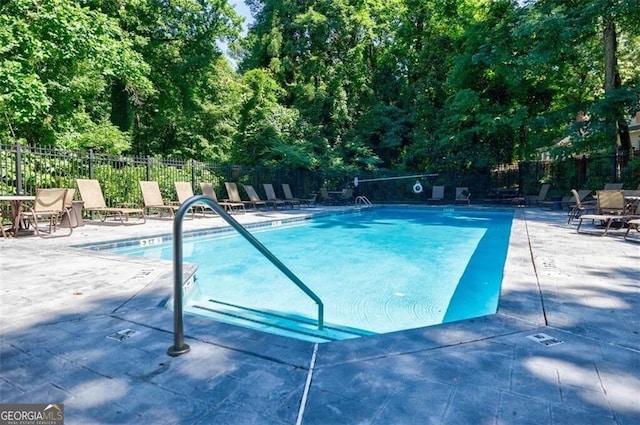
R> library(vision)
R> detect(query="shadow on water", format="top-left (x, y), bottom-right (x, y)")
top-left (442, 224), bottom-right (511, 323)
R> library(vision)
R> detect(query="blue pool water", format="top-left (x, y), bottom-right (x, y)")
top-left (103, 207), bottom-right (513, 342)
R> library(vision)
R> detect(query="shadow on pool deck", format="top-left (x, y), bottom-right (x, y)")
top-left (1, 206), bottom-right (639, 424)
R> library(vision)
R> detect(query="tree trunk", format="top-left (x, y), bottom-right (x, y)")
top-left (603, 16), bottom-right (632, 152)
top-left (110, 79), bottom-right (132, 132)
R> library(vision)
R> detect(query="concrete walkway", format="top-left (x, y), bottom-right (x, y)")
top-left (1, 206), bottom-right (638, 424)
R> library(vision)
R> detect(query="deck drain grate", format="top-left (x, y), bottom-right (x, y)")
top-left (107, 329), bottom-right (139, 342)
top-left (527, 333), bottom-right (563, 347)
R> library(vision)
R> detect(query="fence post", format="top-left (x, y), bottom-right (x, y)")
top-left (146, 156), bottom-right (152, 181)
top-left (89, 149), bottom-right (94, 179)
top-left (14, 142), bottom-right (23, 194)
top-left (191, 159), bottom-right (196, 187)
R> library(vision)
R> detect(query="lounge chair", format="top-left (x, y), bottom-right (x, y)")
top-left (200, 182), bottom-right (245, 213)
top-left (139, 181), bottom-right (179, 218)
top-left (525, 183), bottom-right (550, 207)
top-left (224, 182), bottom-right (256, 210)
top-left (576, 190), bottom-right (626, 236)
top-left (427, 185), bottom-right (444, 204)
top-left (621, 199), bottom-right (640, 240)
top-left (242, 184), bottom-right (269, 210)
top-left (263, 183), bottom-right (290, 209)
top-left (567, 189), bottom-right (597, 223)
top-left (174, 181), bottom-right (214, 217)
top-left (624, 218), bottom-right (640, 241)
top-left (280, 183), bottom-right (301, 208)
top-left (282, 183), bottom-right (315, 207)
top-left (76, 179), bottom-right (146, 224)
top-left (455, 187), bottom-right (471, 205)
top-left (16, 188), bottom-right (73, 237)
top-left (604, 183), bottom-right (624, 190)
top-left (561, 189), bottom-right (591, 210)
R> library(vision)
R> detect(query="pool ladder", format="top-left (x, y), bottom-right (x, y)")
top-left (355, 195), bottom-right (373, 209)
top-left (168, 195), bottom-right (324, 356)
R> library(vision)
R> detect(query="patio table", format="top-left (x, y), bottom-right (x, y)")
top-left (0, 195), bottom-right (36, 236)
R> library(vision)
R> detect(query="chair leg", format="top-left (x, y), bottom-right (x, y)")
top-left (576, 217), bottom-right (585, 233)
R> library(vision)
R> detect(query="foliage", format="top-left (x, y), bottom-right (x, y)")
top-left (0, 0), bottom-right (153, 152)
top-left (1, 0), bottom-right (639, 176)
top-left (88, 0), bottom-right (244, 161)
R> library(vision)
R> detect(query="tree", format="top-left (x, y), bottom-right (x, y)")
top-left (85, 0), bottom-right (244, 159)
top-left (519, 0), bottom-right (640, 154)
top-left (233, 69), bottom-right (321, 168)
top-left (396, 0), bottom-right (497, 171)
top-left (0, 0), bottom-right (152, 153)
top-left (239, 0), bottom-right (396, 169)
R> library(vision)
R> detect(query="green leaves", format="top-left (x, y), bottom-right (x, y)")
top-left (2, 0), bottom-right (639, 173)
top-left (1, 0), bottom-right (152, 151)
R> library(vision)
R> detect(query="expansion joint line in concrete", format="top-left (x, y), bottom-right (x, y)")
top-left (296, 343), bottom-right (318, 425)
top-left (523, 211), bottom-right (549, 326)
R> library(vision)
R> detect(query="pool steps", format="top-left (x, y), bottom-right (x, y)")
top-left (190, 299), bottom-right (374, 343)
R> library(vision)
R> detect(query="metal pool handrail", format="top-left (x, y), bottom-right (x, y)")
top-left (355, 196), bottom-right (372, 208)
top-left (167, 195), bottom-right (324, 356)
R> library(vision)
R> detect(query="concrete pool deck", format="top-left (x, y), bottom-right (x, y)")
top-left (1, 206), bottom-right (639, 424)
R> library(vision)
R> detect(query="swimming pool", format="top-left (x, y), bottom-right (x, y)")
top-left (103, 207), bottom-right (514, 342)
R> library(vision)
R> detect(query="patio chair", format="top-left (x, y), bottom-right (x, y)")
top-left (525, 183), bottom-right (550, 207)
top-left (339, 188), bottom-right (354, 205)
top-left (567, 189), bottom-right (597, 223)
top-left (455, 187), bottom-right (471, 205)
top-left (76, 179), bottom-right (146, 224)
top-left (319, 187), bottom-right (335, 205)
top-left (576, 190), bottom-right (626, 236)
top-left (0, 205), bottom-right (10, 238)
top-left (427, 185), bottom-right (444, 204)
top-left (17, 188), bottom-right (72, 237)
top-left (200, 182), bottom-right (246, 213)
top-left (263, 183), bottom-right (289, 209)
top-left (139, 181), bottom-right (179, 218)
top-left (282, 183), bottom-right (315, 207)
top-left (174, 181), bottom-right (214, 217)
top-left (242, 184), bottom-right (269, 210)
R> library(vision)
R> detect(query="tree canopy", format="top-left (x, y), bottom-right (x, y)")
top-left (1, 0), bottom-right (639, 173)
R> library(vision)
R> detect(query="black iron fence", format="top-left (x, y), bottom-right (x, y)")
top-left (1, 142), bottom-right (638, 206)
